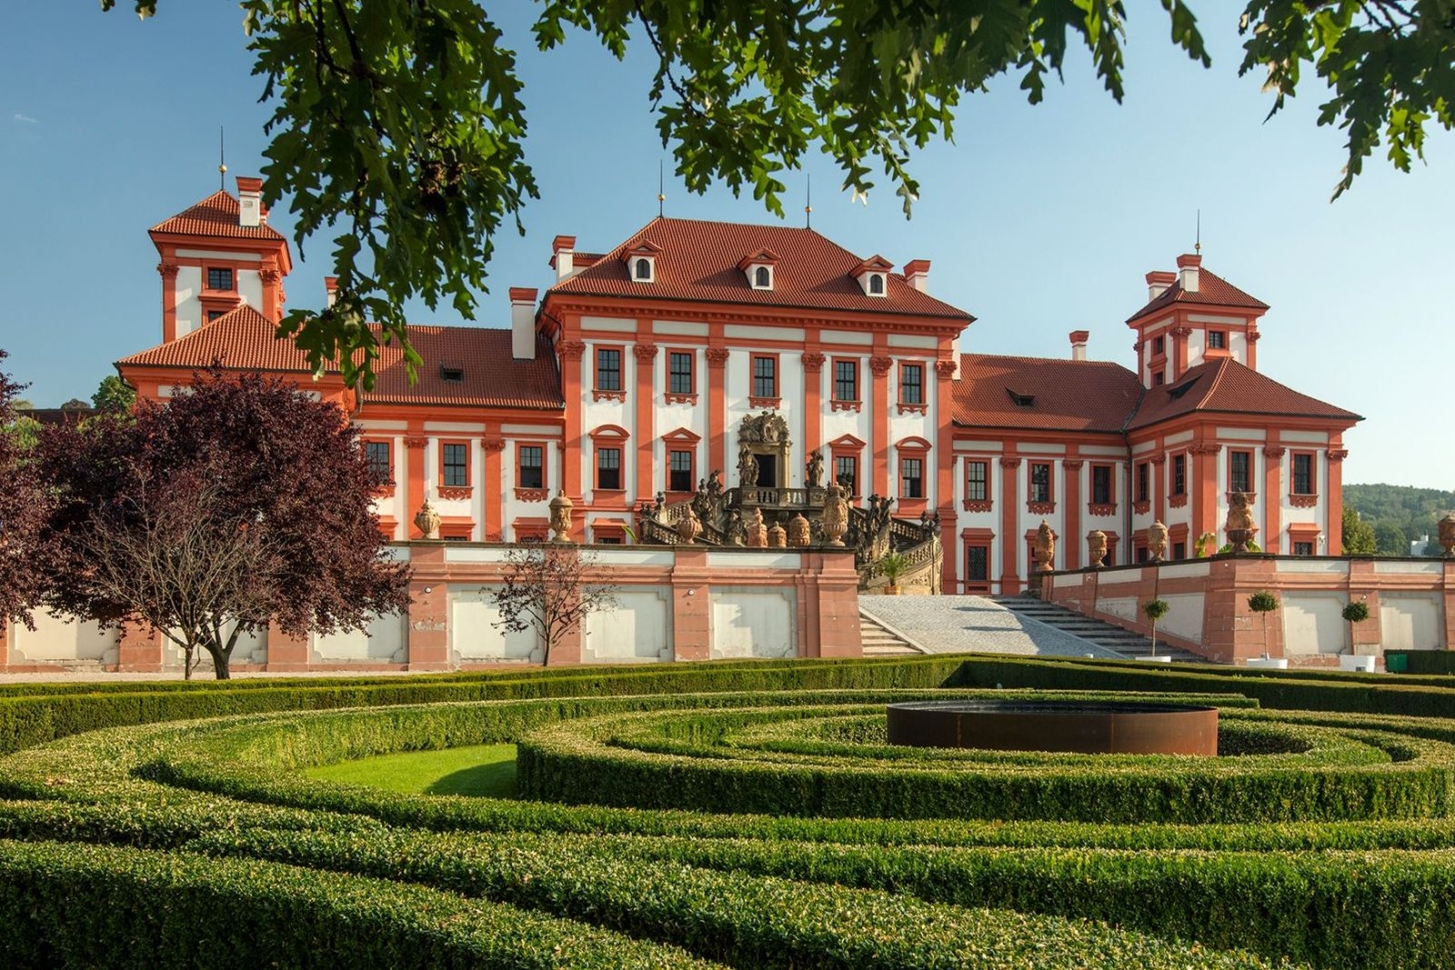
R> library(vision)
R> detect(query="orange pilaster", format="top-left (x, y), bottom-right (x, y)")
top-left (634, 342), bottom-right (657, 504)
top-left (1000, 457), bottom-right (1021, 592)
top-left (1152, 454), bottom-right (1166, 523)
top-left (1193, 443), bottom-right (1219, 543)
top-left (670, 546), bottom-right (712, 661)
top-left (1263, 445), bottom-right (1284, 554)
top-left (405, 542), bottom-right (451, 670)
top-left (1326, 444), bottom-right (1347, 555)
top-left (558, 338), bottom-right (586, 508)
top-left (404, 431), bottom-right (428, 537)
top-left (706, 346), bottom-right (729, 477)
top-left (935, 357), bottom-right (957, 591)
top-left (158, 259), bottom-right (179, 342)
top-left (1063, 459), bottom-right (1083, 570)
top-left (265, 621), bottom-right (310, 672)
top-left (483, 436), bottom-right (505, 540)
top-left (117, 621), bottom-right (163, 672)
top-left (870, 353), bottom-right (892, 497)
top-left (801, 351), bottom-right (824, 462)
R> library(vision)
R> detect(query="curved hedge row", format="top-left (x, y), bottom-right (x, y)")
top-left (4, 655), bottom-right (1455, 969)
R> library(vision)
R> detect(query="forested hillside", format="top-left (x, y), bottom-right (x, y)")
top-left (1344, 483), bottom-right (1455, 556)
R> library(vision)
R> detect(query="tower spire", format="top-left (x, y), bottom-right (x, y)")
top-left (218, 127), bottom-right (227, 191)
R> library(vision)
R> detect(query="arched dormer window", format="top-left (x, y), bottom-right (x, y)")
top-left (634, 258), bottom-right (653, 281)
top-left (869, 274), bottom-right (884, 295)
top-left (851, 255), bottom-right (894, 297)
top-left (754, 265), bottom-right (771, 288)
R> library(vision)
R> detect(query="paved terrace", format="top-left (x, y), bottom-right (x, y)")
top-left (860, 595), bottom-right (1126, 659)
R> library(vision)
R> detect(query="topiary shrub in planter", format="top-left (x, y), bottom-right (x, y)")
top-left (1142, 599), bottom-right (1170, 658)
top-left (1342, 600), bottom-right (1371, 656)
top-left (1247, 590), bottom-right (1280, 662)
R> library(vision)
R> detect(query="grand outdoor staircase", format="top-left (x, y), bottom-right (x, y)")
top-left (986, 595), bottom-right (1210, 664)
top-left (858, 609), bottom-right (927, 657)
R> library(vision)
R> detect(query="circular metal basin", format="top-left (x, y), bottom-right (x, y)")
top-left (886, 699), bottom-right (1218, 756)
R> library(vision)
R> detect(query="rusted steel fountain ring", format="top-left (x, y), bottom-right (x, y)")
top-left (886, 700), bottom-right (1219, 757)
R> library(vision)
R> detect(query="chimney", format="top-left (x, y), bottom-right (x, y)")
top-left (1145, 271), bottom-right (1177, 301)
top-left (1176, 253), bottom-right (1201, 293)
top-left (324, 277), bottom-right (338, 309)
top-left (235, 176), bottom-right (263, 228)
top-left (551, 235), bottom-right (576, 281)
top-left (510, 287), bottom-right (538, 360)
top-left (1069, 330), bottom-right (1089, 361)
top-left (903, 259), bottom-right (931, 293)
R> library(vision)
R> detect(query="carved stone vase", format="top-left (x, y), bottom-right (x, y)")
top-left (548, 490), bottom-right (574, 543)
top-left (787, 512), bottom-right (811, 548)
top-left (822, 482), bottom-right (849, 547)
top-left (744, 507), bottom-right (767, 548)
top-left (1087, 530), bottom-right (1108, 568)
top-left (676, 506), bottom-right (702, 544)
top-left (1440, 513), bottom-right (1455, 558)
top-left (767, 519), bottom-right (787, 548)
top-left (1147, 521), bottom-right (1169, 562)
top-left (1032, 519), bottom-right (1056, 572)
top-left (414, 499), bottom-right (441, 540)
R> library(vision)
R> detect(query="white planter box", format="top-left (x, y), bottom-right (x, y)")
top-left (1135, 655), bottom-right (1174, 663)
top-left (1245, 657), bottom-right (1289, 670)
top-left (1339, 654), bottom-right (1379, 673)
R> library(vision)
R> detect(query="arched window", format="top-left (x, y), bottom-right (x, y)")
top-left (869, 274), bottom-right (884, 295)
top-left (754, 265), bottom-right (771, 288)
top-left (634, 258), bottom-right (652, 281)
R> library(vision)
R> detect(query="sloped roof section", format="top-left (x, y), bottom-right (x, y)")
top-left (952, 354), bottom-right (1145, 433)
top-left (1127, 267), bottom-right (1269, 322)
top-left (1128, 357), bottom-right (1361, 429)
top-left (549, 217), bottom-right (972, 320)
top-left (150, 190), bottom-right (287, 241)
top-left (119, 306), bottom-right (564, 410)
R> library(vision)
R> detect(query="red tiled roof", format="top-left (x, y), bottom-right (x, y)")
top-left (549, 217), bottom-right (972, 319)
top-left (952, 354), bottom-right (1145, 433)
top-left (150, 190), bottom-right (287, 242)
top-left (1127, 357), bottom-right (1361, 430)
top-left (118, 306), bottom-right (564, 410)
top-left (1127, 266), bottom-right (1268, 322)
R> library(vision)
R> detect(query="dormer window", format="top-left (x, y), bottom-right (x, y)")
top-left (1008, 389), bottom-right (1035, 408)
top-left (623, 240), bottom-right (663, 284)
top-left (440, 363), bottom-right (464, 383)
top-left (851, 256), bottom-right (894, 297)
top-left (754, 266), bottom-right (771, 288)
top-left (738, 248), bottom-right (779, 291)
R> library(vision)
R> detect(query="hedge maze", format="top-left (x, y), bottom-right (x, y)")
top-left (1, 654), bottom-right (1454, 968)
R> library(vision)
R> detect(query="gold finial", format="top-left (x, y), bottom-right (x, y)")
top-left (1195, 208), bottom-right (1202, 254)
top-left (657, 160), bottom-right (665, 217)
top-left (218, 126), bottom-right (227, 190)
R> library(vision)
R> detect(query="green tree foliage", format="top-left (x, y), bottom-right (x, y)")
top-left (0, 351), bottom-right (53, 627)
top-left (1341, 507), bottom-right (1377, 555)
top-left (101, 1), bottom-right (1455, 388)
top-left (1346, 483), bottom-right (1455, 555)
top-left (91, 376), bottom-right (137, 414)
top-left (1373, 522), bottom-right (1411, 556)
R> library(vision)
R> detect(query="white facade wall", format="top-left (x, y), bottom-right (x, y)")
top-left (174, 266), bottom-right (201, 337)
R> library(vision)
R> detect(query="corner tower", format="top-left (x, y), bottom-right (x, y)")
top-left (149, 176), bottom-right (293, 342)
top-left (1125, 254), bottom-right (1269, 388)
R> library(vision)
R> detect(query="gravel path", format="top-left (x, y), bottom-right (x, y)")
top-left (860, 595), bottom-right (1126, 659)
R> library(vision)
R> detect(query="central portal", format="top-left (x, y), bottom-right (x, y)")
top-left (755, 453), bottom-right (778, 488)
top-left (736, 411), bottom-right (791, 492)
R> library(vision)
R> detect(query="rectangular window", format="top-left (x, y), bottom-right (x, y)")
top-left (1229, 450), bottom-right (1251, 493)
top-left (834, 456), bottom-right (857, 495)
top-left (206, 267), bottom-right (234, 291)
top-left (519, 446), bottom-right (544, 490)
top-left (596, 348), bottom-right (622, 392)
top-left (752, 356), bottom-right (777, 398)
top-left (1172, 454), bottom-right (1186, 495)
top-left (1294, 541), bottom-right (1314, 557)
top-left (364, 441), bottom-right (392, 483)
top-left (965, 460), bottom-right (988, 502)
top-left (901, 458), bottom-right (923, 499)
top-left (442, 534), bottom-right (469, 543)
top-left (668, 352), bottom-right (693, 395)
top-left (965, 545), bottom-right (990, 583)
top-left (596, 447), bottom-right (621, 490)
top-left (1092, 465), bottom-right (1113, 505)
top-left (1292, 453), bottom-right (1314, 495)
top-left (833, 360), bottom-right (858, 401)
top-left (1136, 462), bottom-right (1149, 503)
top-left (1172, 541), bottom-right (1186, 561)
top-left (442, 443), bottom-right (468, 488)
top-left (1152, 335), bottom-right (1165, 356)
top-left (206, 310), bottom-right (226, 323)
top-left (900, 363), bottom-right (924, 405)
top-left (1029, 462), bottom-right (1052, 504)
top-left (669, 450), bottom-right (693, 492)
top-left (1152, 371), bottom-right (1165, 386)
top-left (1207, 330), bottom-right (1226, 350)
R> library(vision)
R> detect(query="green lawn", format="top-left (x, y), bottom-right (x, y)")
top-left (305, 744), bottom-right (517, 798)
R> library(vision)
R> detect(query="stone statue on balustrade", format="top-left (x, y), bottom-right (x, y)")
top-left (1032, 519), bottom-right (1057, 572)
top-left (743, 506), bottom-right (768, 548)
top-left (806, 449), bottom-right (824, 488)
top-left (737, 445), bottom-right (759, 489)
top-left (692, 469), bottom-right (725, 524)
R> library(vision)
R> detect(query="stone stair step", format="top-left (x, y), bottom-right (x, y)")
top-left (985, 595), bottom-right (1210, 664)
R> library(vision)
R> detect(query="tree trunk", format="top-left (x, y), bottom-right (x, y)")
top-left (204, 642), bottom-right (233, 680)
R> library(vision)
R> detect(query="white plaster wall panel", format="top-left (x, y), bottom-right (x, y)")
top-left (580, 315), bottom-right (637, 333)
top-left (445, 546), bottom-right (513, 564)
top-left (1157, 593), bottom-right (1206, 644)
top-left (1188, 314), bottom-right (1244, 325)
top-left (595, 549), bottom-right (676, 567)
top-left (1229, 331), bottom-right (1248, 365)
top-left (364, 420), bottom-right (408, 431)
top-left (154, 622), bottom-right (267, 670)
top-left (424, 422), bottom-right (487, 433)
top-left (1079, 445), bottom-right (1125, 457)
top-left (175, 266), bottom-right (201, 337)
top-left (10, 609), bottom-right (119, 664)
top-left (1163, 430), bottom-right (1194, 446)
top-left (1373, 560), bottom-right (1443, 575)
top-left (1275, 559), bottom-right (1348, 575)
top-left (1098, 596), bottom-right (1140, 623)
top-left (955, 440), bottom-right (1003, 452)
top-left (651, 320), bottom-right (710, 337)
top-left (450, 587), bottom-right (542, 662)
top-left (312, 613), bottom-right (406, 663)
top-left (1187, 330), bottom-right (1206, 370)
top-left (239, 271), bottom-right (264, 313)
top-left (710, 587), bottom-right (797, 659)
top-left (1216, 427), bottom-right (1267, 441)
top-left (1155, 562), bottom-right (1211, 580)
top-left (584, 590), bottom-right (672, 662)
top-left (1052, 573), bottom-right (1082, 589)
top-left (502, 424), bottom-right (560, 436)
top-left (819, 329), bottom-right (874, 346)
top-left (705, 551), bottom-right (799, 571)
top-left (886, 334), bottom-right (938, 349)
top-left (1132, 440), bottom-right (1157, 455)
top-left (1280, 430), bottom-right (1329, 444)
top-left (177, 249), bottom-right (262, 261)
top-left (381, 545), bottom-right (412, 563)
top-left (725, 324), bottom-right (805, 343)
top-left (1379, 594), bottom-right (1442, 650)
top-left (1017, 443), bottom-right (1067, 454)
top-left (1096, 569), bottom-right (1143, 585)
top-left (1282, 594), bottom-right (1347, 655)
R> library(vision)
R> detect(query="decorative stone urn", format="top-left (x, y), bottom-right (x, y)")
top-left (1147, 521), bottom-right (1169, 562)
top-left (1087, 530), bottom-right (1108, 569)
top-left (676, 506), bottom-right (702, 544)
top-left (822, 482), bottom-right (849, 547)
top-left (744, 507), bottom-right (768, 548)
top-left (1440, 513), bottom-right (1455, 558)
top-left (787, 512), bottom-right (811, 548)
top-left (767, 518), bottom-right (787, 548)
top-left (1225, 491), bottom-right (1258, 554)
top-left (548, 490), bottom-right (574, 543)
top-left (414, 499), bottom-right (441, 540)
top-left (1032, 519), bottom-right (1056, 572)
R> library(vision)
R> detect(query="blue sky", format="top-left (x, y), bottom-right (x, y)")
top-left (1, 3), bottom-right (1450, 489)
